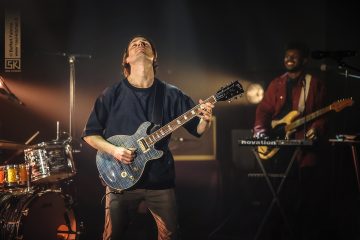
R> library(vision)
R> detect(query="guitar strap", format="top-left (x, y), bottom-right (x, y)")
top-left (152, 80), bottom-right (165, 126)
top-left (298, 74), bottom-right (311, 113)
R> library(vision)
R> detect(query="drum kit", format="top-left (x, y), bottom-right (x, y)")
top-left (0, 58), bottom-right (86, 239)
top-left (0, 136), bottom-right (80, 240)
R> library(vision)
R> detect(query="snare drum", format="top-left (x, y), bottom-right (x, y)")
top-left (24, 141), bottom-right (76, 184)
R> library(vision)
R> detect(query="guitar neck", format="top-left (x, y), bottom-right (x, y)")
top-left (286, 105), bottom-right (331, 131)
top-left (145, 96), bottom-right (217, 146)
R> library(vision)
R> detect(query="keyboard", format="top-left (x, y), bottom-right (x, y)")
top-left (238, 139), bottom-right (313, 146)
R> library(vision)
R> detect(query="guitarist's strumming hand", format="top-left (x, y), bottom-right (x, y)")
top-left (112, 147), bottom-right (136, 165)
top-left (197, 99), bottom-right (215, 135)
top-left (83, 135), bottom-right (137, 164)
top-left (305, 128), bottom-right (317, 140)
top-left (253, 131), bottom-right (269, 139)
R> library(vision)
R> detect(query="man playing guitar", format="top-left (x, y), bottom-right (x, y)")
top-left (253, 42), bottom-right (329, 240)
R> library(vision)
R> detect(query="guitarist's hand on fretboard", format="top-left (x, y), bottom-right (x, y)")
top-left (198, 99), bottom-right (214, 122)
top-left (197, 99), bottom-right (215, 135)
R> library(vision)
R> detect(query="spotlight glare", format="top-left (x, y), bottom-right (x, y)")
top-left (246, 83), bottom-right (264, 104)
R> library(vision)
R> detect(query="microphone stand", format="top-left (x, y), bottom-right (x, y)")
top-left (69, 55), bottom-right (76, 138)
top-left (339, 72), bottom-right (360, 79)
top-left (336, 59), bottom-right (360, 74)
top-left (335, 58), bottom-right (359, 132)
top-left (65, 53), bottom-right (91, 139)
top-left (41, 52), bottom-right (91, 141)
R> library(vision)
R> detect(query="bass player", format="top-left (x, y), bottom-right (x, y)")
top-left (253, 42), bottom-right (330, 240)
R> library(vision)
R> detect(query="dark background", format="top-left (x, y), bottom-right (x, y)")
top-left (1, 0), bottom-right (360, 239)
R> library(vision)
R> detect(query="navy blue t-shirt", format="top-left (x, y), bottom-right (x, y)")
top-left (82, 78), bottom-right (200, 189)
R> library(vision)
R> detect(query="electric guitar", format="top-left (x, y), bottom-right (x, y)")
top-left (96, 81), bottom-right (244, 191)
top-left (258, 98), bottom-right (354, 160)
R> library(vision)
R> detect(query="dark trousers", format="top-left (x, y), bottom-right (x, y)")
top-left (103, 187), bottom-right (180, 240)
top-left (259, 158), bottom-right (329, 240)
top-left (294, 166), bottom-right (329, 240)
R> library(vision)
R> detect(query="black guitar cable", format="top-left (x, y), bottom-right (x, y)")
top-left (101, 189), bottom-right (124, 207)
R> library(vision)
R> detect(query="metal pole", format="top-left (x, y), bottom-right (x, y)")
top-left (69, 56), bottom-right (76, 138)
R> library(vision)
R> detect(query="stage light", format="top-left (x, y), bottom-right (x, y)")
top-left (246, 83), bottom-right (264, 104)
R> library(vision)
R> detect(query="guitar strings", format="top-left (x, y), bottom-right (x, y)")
top-left (147, 96), bottom-right (216, 146)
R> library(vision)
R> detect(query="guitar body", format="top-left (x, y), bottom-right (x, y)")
top-left (258, 146), bottom-right (280, 160)
top-left (271, 110), bottom-right (300, 132)
top-left (258, 110), bottom-right (300, 160)
top-left (257, 98), bottom-right (354, 160)
top-left (96, 122), bottom-right (163, 191)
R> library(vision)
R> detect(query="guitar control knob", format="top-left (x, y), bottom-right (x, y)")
top-left (121, 171), bottom-right (127, 178)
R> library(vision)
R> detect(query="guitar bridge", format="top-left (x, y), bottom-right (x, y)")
top-left (137, 138), bottom-right (149, 153)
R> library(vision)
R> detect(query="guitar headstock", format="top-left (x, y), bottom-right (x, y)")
top-left (215, 81), bottom-right (244, 102)
top-left (330, 98), bottom-right (354, 112)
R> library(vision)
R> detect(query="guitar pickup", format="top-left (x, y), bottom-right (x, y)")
top-left (137, 138), bottom-right (149, 153)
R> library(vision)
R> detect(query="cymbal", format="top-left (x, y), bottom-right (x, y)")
top-left (0, 140), bottom-right (26, 150)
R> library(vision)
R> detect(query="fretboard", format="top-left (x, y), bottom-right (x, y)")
top-left (286, 105), bottom-right (331, 131)
top-left (144, 95), bottom-right (217, 146)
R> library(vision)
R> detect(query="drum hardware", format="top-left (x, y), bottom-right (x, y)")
top-left (0, 189), bottom-right (80, 240)
top-left (4, 131), bottom-right (41, 171)
top-left (55, 121), bottom-right (82, 155)
top-left (0, 140), bottom-right (26, 150)
top-left (26, 164), bottom-right (32, 192)
top-left (56, 120), bottom-right (60, 141)
top-left (1, 131), bottom-right (39, 164)
top-left (72, 148), bottom-right (81, 153)
top-left (22, 208), bottom-right (29, 217)
top-left (63, 211), bottom-right (77, 235)
top-left (1, 123), bottom-right (81, 239)
top-left (24, 140), bottom-right (76, 184)
top-left (0, 75), bottom-right (25, 106)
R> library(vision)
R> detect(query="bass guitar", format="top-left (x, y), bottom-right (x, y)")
top-left (96, 81), bottom-right (244, 191)
top-left (258, 98), bottom-right (354, 160)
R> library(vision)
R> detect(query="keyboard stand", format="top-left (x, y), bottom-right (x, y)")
top-left (329, 139), bottom-right (360, 193)
top-left (251, 147), bottom-right (301, 240)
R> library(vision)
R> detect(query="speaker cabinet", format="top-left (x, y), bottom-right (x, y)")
top-left (231, 129), bottom-right (257, 172)
top-left (169, 117), bottom-right (216, 161)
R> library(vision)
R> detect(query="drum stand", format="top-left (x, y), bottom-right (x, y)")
top-left (26, 163), bottom-right (32, 193)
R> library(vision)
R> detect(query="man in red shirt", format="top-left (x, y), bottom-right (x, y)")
top-left (253, 42), bottom-right (329, 240)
